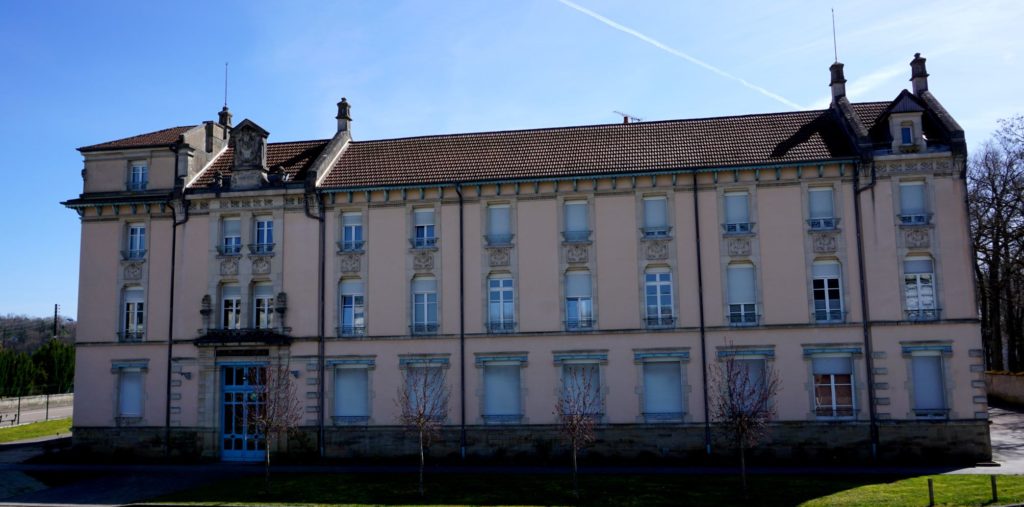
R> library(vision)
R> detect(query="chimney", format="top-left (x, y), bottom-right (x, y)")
top-left (336, 97), bottom-right (352, 134)
top-left (910, 53), bottom-right (929, 95)
top-left (829, 62), bottom-right (847, 103)
top-left (218, 106), bottom-right (233, 128)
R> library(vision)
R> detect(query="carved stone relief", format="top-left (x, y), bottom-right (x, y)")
top-left (220, 257), bottom-right (239, 276)
top-left (413, 250), bottom-right (434, 271)
top-left (123, 262), bottom-right (143, 281)
top-left (566, 244), bottom-right (589, 264)
top-left (251, 256), bottom-right (271, 275)
top-left (487, 247), bottom-right (511, 267)
top-left (904, 228), bottom-right (930, 249)
top-left (339, 253), bottom-right (362, 273)
top-left (812, 233), bottom-right (838, 254)
top-left (726, 237), bottom-right (751, 257)
top-left (644, 240), bottom-right (669, 261)
top-left (876, 158), bottom-right (955, 177)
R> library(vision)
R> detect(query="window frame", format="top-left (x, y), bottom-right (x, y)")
top-left (723, 191), bottom-right (752, 234)
top-left (487, 275), bottom-right (515, 333)
top-left (485, 204), bottom-right (513, 246)
top-left (807, 187), bottom-right (838, 230)
top-left (252, 217), bottom-right (275, 254)
top-left (644, 268), bottom-right (675, 328)
top-left (221, 284), bottom-right (242, 330)
top-left (560, 361), bottom-right (603, 417)
top-left (903, 256), bottom-right (938, 321)
top-left (640, 359), bottom-right (685, 422)
top-left (340, 212), bottom-right (364, 252)
top-left (909, 351), bottom-right (948, 419)
top-left (564, 271), bottom-right (594, 331)
top-left (220, 218), bottom-right (242, 255)
top-left (562, 200), bottom-right (591, 242)
top-left (128, 161), bottom-right (148, 191)
top-left (412, 209), bottom-right (437, 248)
top-left (811, 261), bottom-right (843, 323)
top-left (332, 365), bottom-right (371, 424)
top-left (121, 287), bottom-right (145, 342)
top-left (481, 360), bottom-right (523, 424)
top-left (117, 367), bottom-right (144, 420)
top-left (898, 181), bottom-right (930, 225)
top-left (810, 354), bottom-right (855, 419)
top-left (252, 283), bottom-right (275, 329)
top-left (641, 196), bottom-right (671, 238)
top-left (411, 277), bottom-right (438, 335)
top-left (125, 223), bottom-right (147, 260)
top-left (726, 263), bottom-right (757, 326)
top-left (338, 279), bottom-right (366, 336)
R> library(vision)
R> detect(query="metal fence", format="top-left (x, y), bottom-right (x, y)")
top-left (0, 393), bottom-right (74, 426)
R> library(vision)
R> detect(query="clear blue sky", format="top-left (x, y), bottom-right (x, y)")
top-left (1, 0), bottom-right (1021, 319)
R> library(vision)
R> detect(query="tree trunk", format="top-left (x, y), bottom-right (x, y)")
top-left (418, 429), bottom-right (425, 497)
top-left (990, 243), bottom-right (1005, 370)
top-left (264, 435), bottom-right (271, 491)
top-left (572, 436), bottom-right (579, 498)
top-left (740, 440), bottom-right (747, 496)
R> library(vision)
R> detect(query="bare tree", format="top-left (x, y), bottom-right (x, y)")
top-left (247, 360), bottom-right (302, 488)
top-left (709, 351), bottom-right (781, 495)
top-left (397, 364), bottom-right (450, 497)
top-left (554, 363), bottom-right (600, 498)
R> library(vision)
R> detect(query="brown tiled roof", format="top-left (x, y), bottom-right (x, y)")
top-left (322, 109), bottom-right (858, 188)
top-left (192, 140), bottom-right (329, 188)
top-left (79, 126), bottom-right (195, 152)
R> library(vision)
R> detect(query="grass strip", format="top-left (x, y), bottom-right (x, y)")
top-left (0, 418), bottom-right (71, 444)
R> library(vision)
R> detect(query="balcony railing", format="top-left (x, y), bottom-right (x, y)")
top-left (487, 321), bottom-right (516, 333)
top-left (722, 222), bottom-right (754, 234)
top-left (337, 240), bottom-right (365, 253)
top-left (248, 243), bottom-right (275, 254)
top-left (410, 323), bottom-right (439, 335)
top-left (645, 316), bottom-right (676, 328)
top-left (807, 217), bottom-right (840, 230)
top-left (641, 226), bottom-right (672, 238)
top-left (728, 307), bottom-right (758, 326)
top-left (410, 237), bottom-right (437, 249)
top-left (905, 308), bottom-right (940, 321)
top-left (126, 180), bottom-right (148, 192)
top-left (813, 308), bottom-right (845, 323)
top-left (814, 407), bottom-right (857, 418)
top-left (561, 230), bottom-right (592, 243)
top-left (482, 414), bottom-right (524, 424)
top-left (913, 407), bottom-right (949, 419)
top-left (331, 415), bottom-right (370, 425)
top-left (120, 249), bottom-right (146, 260)
top-left (485, 234), bottom-right (514, 246)
top-left (118, 331), bottom-right (144, 342)
top-left (899, 213), bottom-right (932, 226)
top-left (336, 324), bottom-right (366, 337)
top-left (565, 318), bottom-right (595, 331)
top-left (217, 244), bottom-right (242, 256)
top-left (642, 412), bottom-right (684, 423)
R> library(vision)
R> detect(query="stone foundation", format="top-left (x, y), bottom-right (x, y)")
top-left (72, 419), bottom-right (991, 464)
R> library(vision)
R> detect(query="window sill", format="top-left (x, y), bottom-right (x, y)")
top-left (115, 416), bottom-right (143, 426)
top-left (913, 409), bottom-right (950, 419)
top-left (643, 412), bottom-right (684, 423)
top-left (332, 416), bottom-right (369, 425)
top-left (482, 414), bottom-right (524, 424)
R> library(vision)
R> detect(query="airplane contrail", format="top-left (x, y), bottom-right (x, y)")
top-left (557, 0), bottom-right (805, 110)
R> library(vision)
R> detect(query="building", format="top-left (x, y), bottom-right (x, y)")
top-left (63, 54), bottom-right (990, 463)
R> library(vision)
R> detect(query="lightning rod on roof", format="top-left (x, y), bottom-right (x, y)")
top-left (613, 110), bottom-right (643, 124)
top-left (831, 8), bottom-right (839, 63)
top-left (224, 62), bottom-right (229, 107)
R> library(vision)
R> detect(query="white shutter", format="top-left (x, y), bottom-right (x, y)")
top-left (254, 284), bottom-right (274, 298)
top-left (900, 183), bottom-right (926, 215)
top-left (737, 358), bottom-right (765, 387)
top-left (809, 188), bottom-right (834, 219)
top-left (812, 261), bottom-right (840, 278)
top-left (643, 362), bottom-right (683, 414)
top-left (223, 218), bottom-right (241, 237)
top-left (125, 288), bottom-right (144, 303)
top-left (119, 370), bottom-right (143, 417)
top-left (484, 364), bottom-right (521, 416)
top-left (340, 279), bottom-right (364, 295)
top-left (643, 197), bottom-right (667, 228)
top-left (565, 272), bottom-right (591, 298)
top-left (724, 192), bottom-right (749, 224)
top-left (222, 285), bottom-right (241, 299)
top-left (412, 277), bottom-right (436, 293)
top-left (912, 355), bottom-right (945, 410)
top-left (414, 209), bottom-right (434, 226)
top-left (727, 265), bottom-right (755, 304)
top-left (564, 201), bottom-right (588, 232)
top-left (905, 257), bottom-right (934, 274)
top-left (334, 368), bottom-right (369, 417)
top-left (487, 205), bottom-right (511, 236)
top-left (812, 356), bottom-right (852, 375)
top-left (342, 212), bottom-right (361, 226)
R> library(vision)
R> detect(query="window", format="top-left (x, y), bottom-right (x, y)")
top-left (727, 264), bottom-right (757, 325)
top-left (340, 212), bottom-right (363, 251)
top-left (812, 356), bottom-right (854, 417)
top-left (253, 217), bottom-right (274, 254)
top-left (483, 362), bottom-right (522, 423)
top-left (220, 218), bottom-right (241, 255)
top-left (404, 364), bottom-right (446, 418)
top-left (561, 363), bottom-right (601, 415)
top-left (122, 288), bottom-right (144, 341)
top-left (808, 187), bottom-right (837, 230)
top-left (911, 353), bottom-right (947, 417)
top-left (564, 271), bottom-right (593, 330)
top-left (900, 124), bottom-right (913, 145)
top-left (642, 361), bottom-right (683, 421)
top-left (642, 197), bottom-right (670, 237)
top-left (118, 369), bottom-right (143, 418)
top-left (644, 269), bottom-right (674, 327)
top-left (486, 204), bottom-right (512, 245)
top-left (904, 256), bottom-right (937, 320)
top-left (128, 162), bottom-right (147, 191)
top-left (221, 285), bottom-right (241, 330)
top-left (125, 224), bottom-right (146, 259)
top-left (899, 181), bottom-right (929, 225)
top-left (339, 279), bottom-right (365, 336)
top-left (812, 261), bottom-right (843, 322)
top-left (333, 367), bottom-right (369, 422)
top-left (563, 201), bottom-right (590, 242)
top-left (413, 209), bottom-right (436, 248)
top-left (253, 283), bottom-right (274, 329)
top-left (723, 192), bottom-right (751, 233)
top-left (487, 275), bottom-right (515, 332)
top-left (411, 277), bottom-right (438, 334)
top-left (734, 357), bottom-right (767, 411)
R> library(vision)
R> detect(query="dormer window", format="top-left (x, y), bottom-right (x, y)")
top-left (900, 124), bottom-right (913, 146)
top-left (128, 162), bottom-right (147, 191)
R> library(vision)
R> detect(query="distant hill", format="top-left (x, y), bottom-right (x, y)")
top-left (0, 314), bottom-right (76, 354)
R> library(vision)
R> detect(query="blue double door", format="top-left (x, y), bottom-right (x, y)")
top-left (221, 365), bottom-right (266, 462)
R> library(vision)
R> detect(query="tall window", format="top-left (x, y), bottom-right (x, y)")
top-left (126, 224), bottom-right (146, 259)
top-left (900, 124), bottom-right (914, 145)
top-left (911, 353), bottom-right (947, 417)
top-left (122, 287), bottom-right (145, 341)
top-left (411, 277), bottom-right (438, 334)
top-left (724, 192), bottom-right (751, 233)
top-left (487, 275), bottom-right (515, 332)
top-left (899, 181), bottom-right (929, 225)
top-left (812, 356), bottom-right (854, 417)
top-left (642, 196), bottom-right (669, 237)
top-left (561, 363), bottom-right (601, 415)
top-left (644, 268), bottom-right (674, 327)
top-left (812, 261), bottom-right (843, 322)
top-left (486, 204), bottom-right (512, 245)
top-left (221, 284), bottom-right (241, 330)
top-left (483, 362), bottom-right (522, 423)
top-left (333, 367), bottom-right (369, 422)
top-left (128, 162), bottom-right (147, 191)
top-left (221, 218), bottom-right (241, 255)
top-left (904, 256), bottom-right (937, 320)
top-left (727, 264), bottom-right (757, 325)
top-left (808, 187), bottom-right (836, 230)
top-left (642, 361), bottom-right (683, 421)
top-left (118, 369), bottom-right (143, 418)
top-left (564, 271), bottom-right (593, 330)
top-left (563, 201), bottom-right (590, 242)
top-left (413, 209), bottom-right (436, 248)
top-left (253, 283), bottom-right (274, 329)
top-left (339, 279), bottom-right (365, 336)
top-left (253, 217), bottom-right (274, 253)
top-left (341, 212), bottom-right (363, 251)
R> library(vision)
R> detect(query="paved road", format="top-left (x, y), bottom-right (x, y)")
top-left (1, 405), bottom-right (73, 426)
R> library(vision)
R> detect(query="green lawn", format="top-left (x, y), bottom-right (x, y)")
top-left (0, 418), bottom-right (71, 444)
top-left (149, 472), bottom-right (1024, 507)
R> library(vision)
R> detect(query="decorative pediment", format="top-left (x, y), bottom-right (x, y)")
top-left (230, 119), bottom-right (270, 189)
